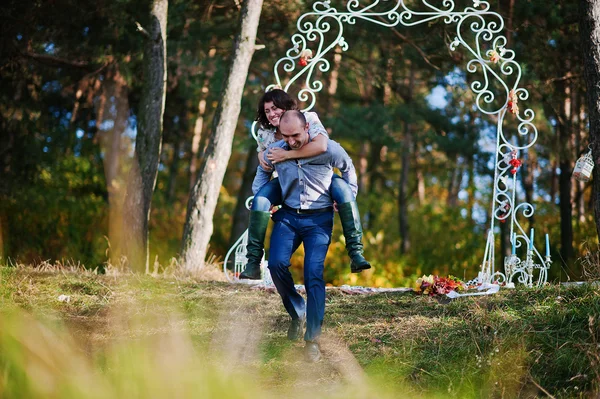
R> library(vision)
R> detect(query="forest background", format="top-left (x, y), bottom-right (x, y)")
top-left (0, 0), bottom-right (595, 287)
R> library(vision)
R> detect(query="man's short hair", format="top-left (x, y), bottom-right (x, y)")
top-left (280, 110), bottom-right (306, 127)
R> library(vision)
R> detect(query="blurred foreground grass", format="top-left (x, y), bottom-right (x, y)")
top-left (0, 264), bottom-right (599, 398)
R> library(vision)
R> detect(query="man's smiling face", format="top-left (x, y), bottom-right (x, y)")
top-left (279, 113), bottom-right (309, 150)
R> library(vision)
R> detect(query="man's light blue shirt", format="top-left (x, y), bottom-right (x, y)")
top-left (252, 139), bottom-right (358, 210)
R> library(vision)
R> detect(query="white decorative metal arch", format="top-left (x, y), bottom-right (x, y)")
top-left (225, 0), bottom-right (552, 288)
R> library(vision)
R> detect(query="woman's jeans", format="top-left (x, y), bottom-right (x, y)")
top-left (251, 175), bottom-right (353, 211)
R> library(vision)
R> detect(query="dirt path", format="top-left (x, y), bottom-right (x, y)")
top-left (50, 274), bottom-right (388, 398)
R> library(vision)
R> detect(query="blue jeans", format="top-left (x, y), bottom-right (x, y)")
top-left (251, 175), bottom-right (353, 212)
top-left (329, 174), bottom-right (354, 203)
top-left (268, 208), bottom-right (334, 342)
top-left (251, 178), bottom-right (282, 211)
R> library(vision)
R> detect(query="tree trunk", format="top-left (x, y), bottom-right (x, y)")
top-left (95, 67), bottom-right (130, 266)
top-left (548, 55), bottom-right (575, 264)
top-left (414, 141), bottom-right (425, 205)
top-left (415, 165), bottom-right (425, 205)
top-left (559, 157), bottom-right (574, 262)
top-left (447, 163), bottom-right (456, 207)
top-left (398, 63), bottom-right (415, 255)
top-left (358, 142), bottom-right (369, 193)
top-left (167, 137), bottom-right (183, 202)
top-left (229, 144), bottom-right (259, 248)
top-left (447, 156), bottom-right (462, 208)
top-left (550, 158), bottom-right (558, 203)
top-left (580, 0), bottom-right (600, 242)
top-left (398, 124), bottom-right (411, 254)
top-left (467, 155), bottom-right (475, 221)
top-left (506, 0), bottom-right (515, 48)
top-left (574, 92), bottom-right (585, 224)
top-left (357, 49), bottom-right (377, 228)
top-left (365, 142), bottom-right (382, 229)
top-left (557, 84), bottom-right (575, 262)
top-left (358, 142), bottom-right (370, 228)
top-left (576, 178), bottom-right (585, 225)
top-left (189, 44), bottom-right (218, 189)
top-left (122, 0), bottom-right (168, 272)
top-left (325, 46), bottom-right (342, 115)
top-left (181, 0), bottom-right (263, 271)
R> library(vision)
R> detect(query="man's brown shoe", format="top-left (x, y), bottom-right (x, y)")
top-left (304, 341), bottom-right (321, 362)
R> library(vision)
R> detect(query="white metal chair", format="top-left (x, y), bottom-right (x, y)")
top-left (223, 197), bottom-right (272, 285)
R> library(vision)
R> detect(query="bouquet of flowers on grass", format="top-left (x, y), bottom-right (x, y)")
top-left (413, 275), bottom-right (467, 296)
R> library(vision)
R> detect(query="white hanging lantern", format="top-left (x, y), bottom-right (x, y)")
top-left (573, 148), bottom-right (594, 182)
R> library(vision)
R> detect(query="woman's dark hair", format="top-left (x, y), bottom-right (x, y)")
top-left (256, 89), bottom-right (298, 129)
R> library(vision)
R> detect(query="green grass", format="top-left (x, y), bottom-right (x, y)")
top-left (0, 265), bottom-right (599, 398)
